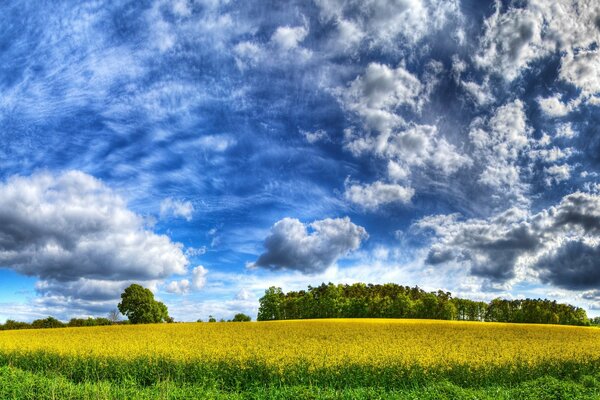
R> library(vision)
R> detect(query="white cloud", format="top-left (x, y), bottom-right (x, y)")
top-left (344, 180), bottom-right (415, 209)
top-left (196, 134), bottom-right (235, 152)
top-left (559, 49), bottom-right (600, 96)
top-left (555, 123), bottom-right (577, 139)
top-left (0, 171), bottom-right (189, 311)
top-left (271, 26), bottom-right (308, 50)
top-left (339, 63), bottom-right (424, 133)
top-left (164, 266), bottom-right (208, 294)
top-left (160, 197), bottom-right (194, 221)
top-left (191, 265), bottom-right (208, 290)
top-left (461, 79), bottom-right (495, 106)
top-left (475, 0), bottom-right (600, 107)
top-left (537, 94), bottom-right (578, 118)
top-left (469, 99), bottom-right (532, 206)
top-left (475, 3), bottom-right (546, 81)
top-left (252, 217), bottom-right (368, 273)
top-left (301, 129), bottom-right (329, 144)
top-left (338, 62), bottom-right (469, 206)
top-left (315, 0), bottom-right (461, 50)
top-left (165, 279), bottom-right (191, 294)
top-left (544, 164), bottom-right (572, 186)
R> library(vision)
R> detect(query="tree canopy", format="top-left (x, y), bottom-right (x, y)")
top-left (257, 282), bottom-right (589, 326)
top-left (118, 284), bottom-right (170, 324)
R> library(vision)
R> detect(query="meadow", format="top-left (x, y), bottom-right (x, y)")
top-left (1, 319), bottom-right (600, 399)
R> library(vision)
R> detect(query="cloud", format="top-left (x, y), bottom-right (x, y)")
top-left (0, 171), bottom-right (189, 310)
top-left (252, 217), bottom-right (368, 273)
top-left (314, 0), bottom-right (461, 50)
top-left (344, 181), bottom-right (415, 209)
top-left (537, 94), bottom-right (578, 118)
top-left (338, 62), bottom-right (470, 205)
top-left (414, 191), bottom-right (600, 286)
top-left (469, 100), bottom-right (532, 206)
top-left (160, 198), bottom-right (194, 221)
top-left (338, 63), bottom-right (425, 133)
top-left (301, 129), bottom-right (329, 144)
top-left (544, 164), bottom-right (572, 186)
top-left (165, 265), bottom-right (208, 294)
top-left (475, 0), bottom-right (600, 105)
top-left (475, 3), bottom-right (545, 81)
top-left (271, 25), bottom-right (308, 50)
top-left (536, 241), bottom-right (600, 290)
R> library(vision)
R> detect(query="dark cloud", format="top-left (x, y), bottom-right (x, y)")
top-left (417, 192), bottom-right (600, 285)
top-left (253, 217), bottom-right (367, 273)
top-left (552, 192), bottom-right (600, 234)
top-left (537, 241), bottom-right (600, 290)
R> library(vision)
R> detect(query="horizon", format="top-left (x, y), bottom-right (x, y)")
top-left (1, 0), bottom-right (600, 322)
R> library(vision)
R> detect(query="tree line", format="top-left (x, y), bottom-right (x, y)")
top-left (257, 283), bottom-right (591, 326)
top-left (0, 316), bottom-right (117, 331)
top-left (0, 284), bottom-right (252, 331)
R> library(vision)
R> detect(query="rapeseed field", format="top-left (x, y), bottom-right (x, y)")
top-left (1, 319), bottom-right (600, 398)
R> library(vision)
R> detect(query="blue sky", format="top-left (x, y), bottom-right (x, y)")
top-left (1, 0), bottom-right (600, 321)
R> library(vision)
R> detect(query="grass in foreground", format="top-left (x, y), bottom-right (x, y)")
top-left (2, 366), bottom-right (600, 400)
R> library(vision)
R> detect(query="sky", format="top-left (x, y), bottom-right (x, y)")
top-left (1, 0), bottom-right (600, 322)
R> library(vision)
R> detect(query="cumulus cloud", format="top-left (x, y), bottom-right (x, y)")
top-left (475, 3), bottom-right (545, 81)
top-left (338, 62), bottom-right (470, 206)
top-left (160, 197), bottom-right (194, 221)
top-left (344, 181), bottom-right (414, 209)
top-left (252, 217), bottom-right (368, 273)
top-left (339, 62), bottom-right (425, 133)
top-left (537, 94), bottom-right (578, 118)
top-left (165, 265), bottom-right (208, 294)
top-left (544, 164), bottom-right (572, 186)
top-left (314, 0), bottom-right (461, 51)
top-left (0, 171), bottom-right (189, 311)
top-left (271, 25), bottom-right (308, 50)
top-left (536, 241), bottom-right (600, 290)
top-left (476, 0), bottom-right (600, 105)
top-left (414, 191), bottom-right (600, 287)
top-left (469, 100), bottom-right (532, 206)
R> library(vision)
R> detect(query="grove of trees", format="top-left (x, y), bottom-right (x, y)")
top-left (257, 283), bottom-right (590, 326)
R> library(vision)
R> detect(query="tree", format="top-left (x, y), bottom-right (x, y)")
top-left (31, 316), bottom-right (65, 329)
top-left (208, 315), bottom-right (216, 322)
top-left (107, 309), bottom-right (121, 323)
top-left (232, 313), bottom-right (251, 322)
top-left (257, 287), bottom-right (284, 321)
top-left (117, 284), bottom-right (170, 324)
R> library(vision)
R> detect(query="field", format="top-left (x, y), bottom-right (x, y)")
top-left (1, 319), bottom-right (600, 399)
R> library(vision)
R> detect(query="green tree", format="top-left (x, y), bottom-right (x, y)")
top-left (117, 284), bottom-right (170, 324)
top-left (31, 316), bottom-right (65, 329)
top-left (257, 287), bottom-right (284, 321)
top-left (232, 313), bottom-right (251, 322)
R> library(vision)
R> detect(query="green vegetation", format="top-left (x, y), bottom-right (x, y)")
top-left (118, 284), bottom-right (171, 324)
top-left (0, 356), bottom-right (600, 399)
top-left (231, 313), bottom-right (252, 322)
top-left (0, 317), bottom-right (119, 331)
top-left (258, 283), bottom-right (590, 326)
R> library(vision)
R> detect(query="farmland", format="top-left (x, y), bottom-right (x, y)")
top-left (1, 319), bottom-right (600, 399)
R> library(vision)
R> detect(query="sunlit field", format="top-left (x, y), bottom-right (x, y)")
top-left (2, 319), bottom-right (600, 399)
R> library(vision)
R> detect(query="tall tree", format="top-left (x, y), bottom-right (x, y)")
top-left (118, 284), bottom-right (170, 324)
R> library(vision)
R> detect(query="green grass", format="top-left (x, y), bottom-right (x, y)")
top-left (1, 350), bottom-right (600, 390)
top-left (1, 366), bottom-right (600, 399)
top-left (2, 351), bottom-right (600, 399)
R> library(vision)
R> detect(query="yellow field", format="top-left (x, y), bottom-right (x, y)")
top-left (0, 319), bottom-right (599, 370)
